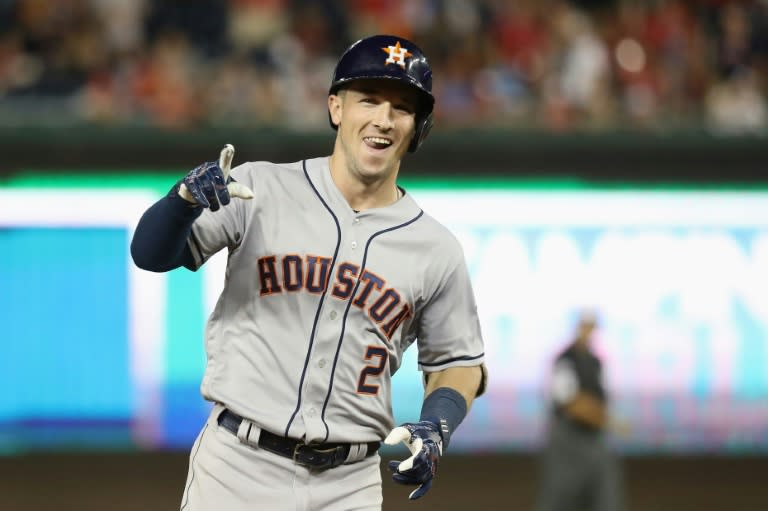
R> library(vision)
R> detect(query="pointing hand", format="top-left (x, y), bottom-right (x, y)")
top-left (179, 144), bottom-right (254, 210)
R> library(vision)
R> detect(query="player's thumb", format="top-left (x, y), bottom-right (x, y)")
top-left (218, 144), bottom-right (253, 199)
top-left (384, 427), bottom-right (411, 447)
top-left (219, 144), bottom-right (235, 178)
top-left (228, 182), bottom-right (254, 200)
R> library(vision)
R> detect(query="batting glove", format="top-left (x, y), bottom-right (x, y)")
top-left (384, 420), bottom-right (443, 500)
top-left (179, 144), bottom-right (253, 211)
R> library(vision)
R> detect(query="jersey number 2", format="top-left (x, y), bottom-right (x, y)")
top-left (357, 346), bottom-right (387, 395)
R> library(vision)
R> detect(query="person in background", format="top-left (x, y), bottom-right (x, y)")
top-left (536, 310), bottom-right (626, 511)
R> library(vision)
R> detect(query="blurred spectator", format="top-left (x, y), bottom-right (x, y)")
top-left (0, 0), bottom-right (766, 134)
top-left (715, 1), bottom-right (755, 77)
top-left (427, 2), bottom-right (490, 124)
top-left (9, 0), bottom-right (103, 96)
top-left (90, 0), bottom-right (147, 56)
top-left (129, 31), bottom-right (206, 128)
top-left (536, 310), bottom-right (627, 511)
top-left (705, 65), bottom-right (767, 134)
top-left (227, 0), bottom-right (289, 55)
top-left (145, 0), bottom-right (229, 58)
top-left (540, 2), bottom-right (613, 130)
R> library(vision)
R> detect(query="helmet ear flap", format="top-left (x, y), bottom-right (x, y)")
top-left (409, 112), bottom-right (433, 153)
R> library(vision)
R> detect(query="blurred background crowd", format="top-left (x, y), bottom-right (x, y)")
top-left (1, 0), bottom-right (766, 134)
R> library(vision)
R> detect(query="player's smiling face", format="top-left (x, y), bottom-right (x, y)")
top-left (329, 79), bottom-right (418, 184)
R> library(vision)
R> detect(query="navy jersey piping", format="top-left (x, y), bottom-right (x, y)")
top-left (419, 353), bottom-right (485, 367)
top-left (284, 160), bottom-right (343, 438)
top-left (320, 209), bottom-right (425, 442)
top-left (180, 423), bottom-right (208, 510)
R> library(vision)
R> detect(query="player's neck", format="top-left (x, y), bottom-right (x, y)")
top-left (344, 181), bottom-right (401, 211)
top-left (329, 156), bottom-right (401, 211)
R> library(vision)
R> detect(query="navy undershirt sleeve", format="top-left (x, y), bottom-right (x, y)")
top-left (130, 189), bottom-right (203, 272)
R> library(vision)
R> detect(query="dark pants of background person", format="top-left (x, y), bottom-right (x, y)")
top-left (536, 418), bottom-right (625, 511)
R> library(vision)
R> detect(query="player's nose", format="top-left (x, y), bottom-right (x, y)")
top-left (372, 103), bottom-right (395, 131)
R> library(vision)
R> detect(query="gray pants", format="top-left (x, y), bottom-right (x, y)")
top-left (180, 405), bottom-right (383, 511)
top-left (536, 419), bottom-right (624, 511)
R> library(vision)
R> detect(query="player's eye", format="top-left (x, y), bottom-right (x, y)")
top-left (394, 104), bottom-right (415, 114)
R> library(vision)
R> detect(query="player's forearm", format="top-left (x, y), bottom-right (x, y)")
top-left (424, 366), bottom-right (483, 408)
top-left (131, 192), bottom-right (201, 272)
top-left (417, 366), bottom-right (482, 448)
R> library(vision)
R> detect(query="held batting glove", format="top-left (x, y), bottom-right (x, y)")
top-left (384, 420), bottom-right (443, 500)
top-left (179, 144), bottom-right (253, 211)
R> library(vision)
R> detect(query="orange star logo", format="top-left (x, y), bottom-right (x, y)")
top-left (382, 41), bottom-right (413, 68)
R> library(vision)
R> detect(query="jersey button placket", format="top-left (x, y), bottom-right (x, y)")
top-left (351, 216), bottom-right (360, 250)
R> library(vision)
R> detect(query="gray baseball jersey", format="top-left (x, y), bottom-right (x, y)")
top-left (187, 156), bottom-right (484, 444)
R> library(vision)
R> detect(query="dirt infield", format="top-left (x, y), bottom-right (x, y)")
top-left (0, 452), bottom-right (765, 510)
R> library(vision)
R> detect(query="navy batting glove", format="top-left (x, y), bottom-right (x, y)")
top-left (178, 144), bottom-right (253, 211)
top-left (384, 420), bottom-right (443, 500)
top-left (182, 160), bottom-right (230, 212)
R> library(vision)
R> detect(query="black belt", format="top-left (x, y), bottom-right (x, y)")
top-left (217, 409), bottom-right (379, 470)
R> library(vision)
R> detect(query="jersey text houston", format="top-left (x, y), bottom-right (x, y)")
top-left (258, 254), bottom-right (413, 340)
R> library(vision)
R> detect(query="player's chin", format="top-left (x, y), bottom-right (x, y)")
top-left (358, 150), bottom-right (393, 170)
top-left (364, 160), bottom-right (401, 181)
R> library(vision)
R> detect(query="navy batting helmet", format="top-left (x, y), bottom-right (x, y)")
top-left (328, 34), bottom-right (434, 153)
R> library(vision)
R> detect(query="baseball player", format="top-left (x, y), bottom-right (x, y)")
top-left (131, 34), bottom-right (486, 511)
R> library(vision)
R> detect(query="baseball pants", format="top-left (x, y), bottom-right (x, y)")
top-left (180, 405), bottom-right (383, 511)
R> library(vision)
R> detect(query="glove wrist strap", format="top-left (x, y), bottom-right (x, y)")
top-left (167, 181), bottom-right (204, 215)
top-left (419, 387), bottom-right (467, 449)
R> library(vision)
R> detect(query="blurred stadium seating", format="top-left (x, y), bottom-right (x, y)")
top-left (0, 0), bottom-right (766, 134)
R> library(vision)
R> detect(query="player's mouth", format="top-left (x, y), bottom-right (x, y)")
top-left (363, 136), bottom-right (393, 151)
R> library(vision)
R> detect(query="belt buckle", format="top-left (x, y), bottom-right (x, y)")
top-left (292, 442), bottom-right (307, 465)
top-left (293, 443), bottom-right (343, 470)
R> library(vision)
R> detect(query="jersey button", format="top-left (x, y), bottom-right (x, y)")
top-left (330, 311), bottom-right (338, 320)
top-left (354, 218), bottom-right (360, 224)
top-left (318, 359), bottom-right (327, 368)
top-left (307, 408), bottom-right (316, 417)
top-left (351, 241), bottom-right (358, 249)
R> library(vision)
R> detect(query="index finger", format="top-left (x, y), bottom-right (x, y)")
top-left (219, 144), bottom-right (235, 179)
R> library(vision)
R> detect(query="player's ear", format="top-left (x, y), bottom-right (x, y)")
top-left (328, 94), bottom-right (343, 127)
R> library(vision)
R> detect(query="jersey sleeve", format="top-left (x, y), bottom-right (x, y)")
top-left (415, 242), bottom-right (485, 374)
top-left (187, 164), bottom-right (251, 269)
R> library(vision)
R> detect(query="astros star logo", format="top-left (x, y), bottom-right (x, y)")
top-left (382, 41), bottom-right (413, 68)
